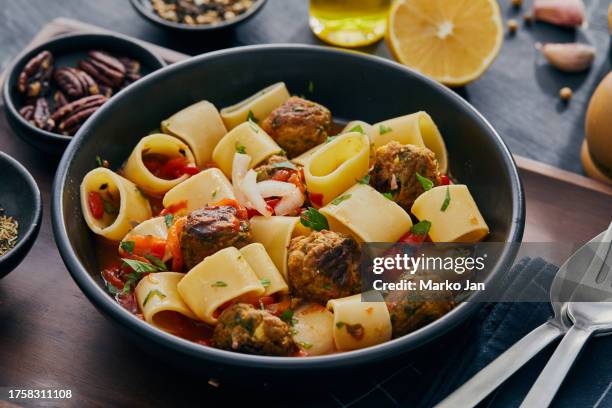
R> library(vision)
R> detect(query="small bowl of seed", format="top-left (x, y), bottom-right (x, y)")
top-left (0, 151), bottom-right (42, 279)
top-left (130, 0), bottom-right (267, 31)
top-left (2, 33), bottom-right (166, 155)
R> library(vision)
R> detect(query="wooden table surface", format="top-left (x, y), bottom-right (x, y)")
top-left (0, 1), bottom-right (611, 407)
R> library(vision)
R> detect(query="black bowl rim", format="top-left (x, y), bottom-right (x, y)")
top-left (52, 44), bottom-right (525, 370)
top-left (129, 0), bottom-right (268, 31)
top-left (2, 32), bottom-right (167, 146)
top-left (0, 151), bottom-right (43, 274)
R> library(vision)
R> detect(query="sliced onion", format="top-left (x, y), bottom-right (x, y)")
top-left (241, 170), bottom-right (272, 217)
top-left (274, 186), bottom-right (305, 216)
top-left (257, 180), bottom-right (297, 198)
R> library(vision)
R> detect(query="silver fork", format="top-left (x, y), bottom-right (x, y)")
top-left (436, 223), bottom-right (612, 408)
top-left (520, 222), bottom-right (612, 408)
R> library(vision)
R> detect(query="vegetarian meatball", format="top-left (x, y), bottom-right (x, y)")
top-left (287, 230), bottom-right (362, 303)
top-left (261, 96), bottom-right (332, 158)
top-left (212, 303), bottom-right (298, 356)
top-left (370, 141), bottom-right (441, 211)
top-left (180, 205), bottom-right (251, 270)
top-left (385, 277), bottom-right (455, 338)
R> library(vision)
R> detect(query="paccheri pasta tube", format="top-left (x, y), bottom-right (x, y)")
top-left (81, 167), bottom-right (152, 241)
top-left (320, 184), bottom-right (413, 242)
top-left (411, 185), bottom-right (489, 242)
top-left (371, 112), bottom-right (448, 174)
top-left (249, 216), bottom-right (300, 279)
top-left (135, 272), bottom-right (198, 329)
top-left (212, 121), bottom-right (282, 179)
top-left (293, 121), bottom-right (374, 166)
top-left (303, 132), bottom-right (369, 206)
top-left (292, 303), bottom-right (335, 355)
top-left (161, 101), bottom-right (227, 166)
top-left (327, 293), bottom-right (392, 351)
top-left (177, 247), bottom-right (265, 324)
top-left (239, 243), bottom-right (288, 296)
top-left (220, 82), bottom-right (290, 130)
top-left (162, 168), bottom-right (235, 214)
top-left (122, 133), bottom-right (196, 195)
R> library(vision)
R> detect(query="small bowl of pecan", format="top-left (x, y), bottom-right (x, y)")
top-left (2, 33), bottom-right (166, 155)
top-left (130, 0), bottom-right (267, 31)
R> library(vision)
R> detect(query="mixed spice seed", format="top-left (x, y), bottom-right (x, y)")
top-left (16, 50), bottom-right (144, 136)
top-left (151, 0), bottom-right (256, 25)
top-left (0, 208), bottom-right (19, 257)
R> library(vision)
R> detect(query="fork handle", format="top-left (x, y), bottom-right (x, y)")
top-left (520, 325), bottom-right (594, 408)
top-left (435, 320), bottom-right (564, 408)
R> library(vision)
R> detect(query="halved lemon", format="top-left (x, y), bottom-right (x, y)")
top-left (387, 0), bottom-right (503, 87)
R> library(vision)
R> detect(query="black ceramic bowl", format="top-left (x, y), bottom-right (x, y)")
top-left (3, 33), bottom-right (166, 156)
top-left (130, 0), bottom-right (267, 32)
top-left (52, 45), bottom-right (524, 380)
top-left (0, 152), bottom-right (42, 278)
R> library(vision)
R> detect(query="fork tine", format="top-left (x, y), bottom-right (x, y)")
top-left (582, 222), bottom-right (612, 285)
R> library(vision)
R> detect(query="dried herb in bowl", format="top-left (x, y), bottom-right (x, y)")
top-left (151, 0), bottom-right (256, 25)
top-left (0, 208), bottom-right (19, 257)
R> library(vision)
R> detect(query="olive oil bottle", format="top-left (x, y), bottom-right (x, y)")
top-left (309, 0), bottom-right (391, 48)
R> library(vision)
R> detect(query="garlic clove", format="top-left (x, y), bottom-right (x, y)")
top-left (537, 42), bottom-right (596, 72)
top-left (533, 0), bottom-right (585, 27)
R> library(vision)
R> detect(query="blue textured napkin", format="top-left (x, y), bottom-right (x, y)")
top-left (321, 257), bottom-right (612, 408)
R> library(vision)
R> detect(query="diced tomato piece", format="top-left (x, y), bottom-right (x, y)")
top-left (88, 191), bottom-right (105, 219)
top-left (122, 235), bottom-right (166, 259)
top-left (203, 161), bottom-right (219, 169)
top-left (167, 216), bottom-right (186, 271)
top-left (309, 192), bottom-right (324, 207)
top-left (272, 169), bottom-right (292, 182)
top-left (440, 175), bottom-right (450, 185)
top-left (399, 232), bottom-right (428, 244)
top-left (246, 207), bottom-right (261, 218)
top-left (159, 200), bottom-right (188, 216)
top-left (288, 173), bottom-right (305, 193)
top-left (266, 198), bottom-right (281, 209)
top-left (102, 265), bottom-right (124, 290)
top-left (158, 157), bottom-right (200, 180)
top-left (143, 157), bottom-right (163, 174)
top-left (211, 198), bottom-right (248, 219)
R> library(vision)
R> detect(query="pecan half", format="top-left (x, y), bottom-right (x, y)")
top-left (17, 50), bottom-right (53, 98)
top-left (78, 51), bottom-right (125, 89)
top-left (54, 67), bottom-right (99, 99)
top-left (51, 94), bottom-right (107, 136)
top-left (32, 98), bottom-right (55, 131)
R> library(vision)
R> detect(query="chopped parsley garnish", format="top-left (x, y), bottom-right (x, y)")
top-left (211, 281), bottom-right (228, 287)
top-left (260, 278), bottom-right (271, 287)
top-left (164, 213), bottom-right (174, 228)
top-left (336, 321), bottom-right (346, 329)
top-left (383, 192), bottom-right (394, 200)
top-left (212, 190), bottom-right (218, 198)
top-left (102, 199), bottom-right (117, 215)
top-left (95, 155), bottom-right (103, 167)
top-left (308, 80), bottom-right (315, 93)
top-left (379, 124), bottom-right (393, 135)
top-left (440, 186), bottom-right (451, 211)
top-left (331, 194), bottom-right (352, 205)
top-left (298, 341), bottom-right (313, 350)
top-left (122, 258), bottom-right (161, 273)
top-left (416, 172), bottom-right (434, 191)
top-left (349, 124), bottom-right (364, 134)
top-left (105, 281), bottom-right (120, 296)
top-left (300, 207), bottom-right (329, 231)
top-left (411, 220), bottom-right (432, 236)
top-left (144, 254), bottom-right (168, 271)
top-left (143, 289), bottom-right (166, 306)
top-left (120, 240), bottom-right (135, 255)
top-left (272, 160), bottom-right (298, 170)
top-left (357, 174), bottom-right (371, 185)
top-left (326, 135), bottom-right (338, 143)
top-left (280, 309), bottom-right (296, 326)
top-left (247, 110), bottom-right (258, 123)
top-left (235, 142), bottom-right (247, 154)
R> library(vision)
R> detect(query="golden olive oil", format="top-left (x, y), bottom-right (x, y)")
top-left (309, 0), bottom-right (391, 48)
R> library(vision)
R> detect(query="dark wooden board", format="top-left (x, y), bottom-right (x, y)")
top-left (0, 12), bottom-right (611, 408)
